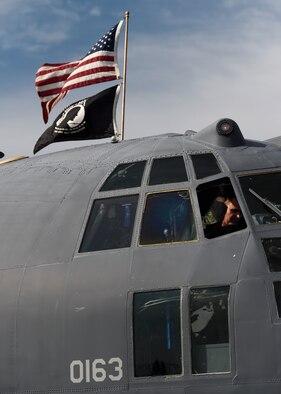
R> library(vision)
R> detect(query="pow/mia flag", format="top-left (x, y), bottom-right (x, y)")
top-left (33, 85), bottom-right (120, 154)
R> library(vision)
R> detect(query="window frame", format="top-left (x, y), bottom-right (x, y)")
top-left (196, 176), bottom-right (247, 240)
top-left (99, 160), bottom-right (147, 192)
top-left (237, 170), bottom-right (281, 228)
top-left (78, 193), bottom-right (140, 253)
top-left (273, 281), bottom-right (281, 318)
top-left (128, 288), bottom-right (185, 384)
top-left (138, 188), bottom-right (198, 247)
top-left (261, 237), bottom-right (281, 273)
top-left (267, 278), bottom-right (281, 324)
top-left (190, 153), bottom-right (222, 180)
top-left (128, 285), bottom-right (235, 385)
top-left (148, 155), bottom-right (188, 186)
top-left (188, 285), bottom-right (233, 377)
top-left (132, 288), bottom-right (183, 378)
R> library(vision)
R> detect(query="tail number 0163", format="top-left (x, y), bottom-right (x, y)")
top-left (70, 358), bottom-right (123, 384)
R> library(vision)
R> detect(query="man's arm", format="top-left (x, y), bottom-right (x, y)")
top-left (203, 197), bottom-right (227, 229)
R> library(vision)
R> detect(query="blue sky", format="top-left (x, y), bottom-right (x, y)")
top-left (0, 0), bottom-right (280, 157)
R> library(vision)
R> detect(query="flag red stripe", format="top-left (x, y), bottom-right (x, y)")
top-left (36, 65), bottom-right (116, 96)
top-left (35, 73), bottom-right (72, 88)
top-left (77, 54), bottom-right (114, 68)
top-left (36, 55), bottom-right (114, 79)
top-left (64, 66), bottom-right (116, 84)
top-left (35, 58), bottom-right (115, 89)
top-left (36, 62), bottom-right (79, 77)
top-left (63, 75), bottom-right (118, 92)
top-left (37, 87), bottom-right (64, 98)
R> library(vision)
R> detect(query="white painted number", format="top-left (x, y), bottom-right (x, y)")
top-left (70, 357), bottom-right (123, 384)
top-left (108, 357), bottom-right (123, 381)
top-left (70, 360), bottom-right (84, 384)
top-left (92, 359), bottom-right (106, 382)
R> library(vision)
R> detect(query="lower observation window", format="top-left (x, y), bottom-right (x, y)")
top-left (133, 289), bottom-right (182, 377)
top-left (190, 286), bottom-right (230, 374)
top-left (79, 195), bottom-right (138, 252)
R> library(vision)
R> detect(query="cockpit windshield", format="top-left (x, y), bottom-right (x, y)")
top-left (238, 172), bottom-right (281, 225)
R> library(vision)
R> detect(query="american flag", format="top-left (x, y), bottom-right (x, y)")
top-left (35, 20), bottom-right (123, 123)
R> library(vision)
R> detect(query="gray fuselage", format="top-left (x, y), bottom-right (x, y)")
top-left (0, 119), bottom-right (281, 393)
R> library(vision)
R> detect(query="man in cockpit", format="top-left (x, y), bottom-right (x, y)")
top-left (203, 194), bottom-right (245, 239)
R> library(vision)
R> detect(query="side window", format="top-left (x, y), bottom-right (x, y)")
top-left (274, 282), bottom-right (281, 317)
top-left (139, 190), bottom-right (197, 246)
top-left (238, 172), bottom-right (281, 226)
top-left (190, 286), bottom-right (230, 374)
top-left (79, 195), bottom-right (138, 252)
top-left (100, 161), bottom-right (146, 191)
top-left (197, 177), bottom-right (246, 239)
top-left (133, 289), bottom-right (182, 377)
top-left (148, 156), bottom-right (188, 186)
top-left (191, 153), bottom-right (221, 179)
top-left (262, 238), bottom-right (281, 272)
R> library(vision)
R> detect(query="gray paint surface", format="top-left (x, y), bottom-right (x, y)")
top-left (0, 119), bottom-right (281, 393)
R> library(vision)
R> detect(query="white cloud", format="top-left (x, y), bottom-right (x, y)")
top-left (89, 6), bottom-right (101, 17)
top-left (0, 0), bottom-right (80, 50)
top-left (124, 2), bottom-right (281, 141)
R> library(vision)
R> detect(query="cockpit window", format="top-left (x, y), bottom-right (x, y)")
top-left (148, 156), bottom-right (188, 186)
top-left (191, 153), bottom-right (221, 179)
top-left (190, 286), bottom-right (231, 374)
top-left (79, 195), bottom-right (138, 252)
top-left (197, 177), bottom-right (246, 239)
top-left (139, 190), bottom-right (197, 246)
top-left (239, 172), bottom-right (281, 225)
top-left (133, 289), bottom-right (182, 377)
top-left (100, 161), bottom-right (146, 191)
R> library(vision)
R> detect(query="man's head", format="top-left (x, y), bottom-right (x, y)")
top-left (221, 197), bottom-right (242, 227)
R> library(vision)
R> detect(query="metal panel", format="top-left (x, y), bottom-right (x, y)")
top-left (16, 263), bottom-right (67, 391)
top-left (62, 251), bottom-right (132, 391)
top-left (234, 278), bottom-right (280, 382)
top-left (131, 232), bottom-right (249, 290)
top-left (0, 267), bottom-right (23, 391)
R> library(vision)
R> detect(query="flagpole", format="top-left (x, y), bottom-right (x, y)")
top-left (120, 10), bottom-right (129, 141)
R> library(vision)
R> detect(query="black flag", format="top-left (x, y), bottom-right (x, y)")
top-left (34, 85), bottom-right (120, 154)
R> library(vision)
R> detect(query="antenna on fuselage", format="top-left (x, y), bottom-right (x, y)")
top-left (190, 118), bottom-right (246, 147)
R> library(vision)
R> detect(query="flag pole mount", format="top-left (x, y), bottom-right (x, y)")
top-left (120, 10), bottom-right (129, 141)
top-left (111, 135), bottom-right (119, 143)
